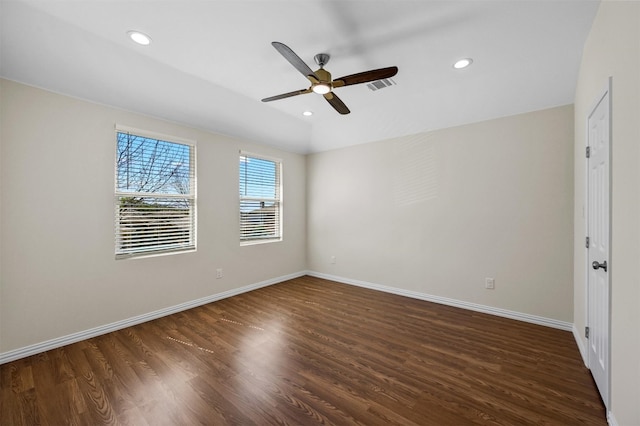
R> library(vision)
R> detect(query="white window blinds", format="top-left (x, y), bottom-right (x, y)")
top-left (115, 130), bottom-right (196, 258)
top-left (239, 153), bottom-right (281, 243)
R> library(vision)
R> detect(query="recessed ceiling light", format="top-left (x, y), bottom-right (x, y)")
top-left (453, 58), bottom-right (473, 69)
top-left (302, 111), bottom-right (313, 116)
top-left (127, 31), bottom-right (151, 46)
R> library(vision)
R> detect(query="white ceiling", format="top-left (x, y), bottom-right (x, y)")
top-left (1, 0), bottom-right (599, 154)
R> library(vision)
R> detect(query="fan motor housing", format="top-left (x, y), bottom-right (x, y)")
top-left (315, 68), bottom-right (332, 84)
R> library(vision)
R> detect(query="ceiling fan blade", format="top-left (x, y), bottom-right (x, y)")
top-left (324, 92), bottom-right (350, 115)
top-left (262, 88), bottom-right (311, 102)
top-left (332, 66), bottom-right (398, 88)
top-left (272, 42), bottom-right (319, 80)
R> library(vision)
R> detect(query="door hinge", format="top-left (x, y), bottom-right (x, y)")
top-left (586, 146), bottom-right (591, 158)
top-left (585, 326), bottom-right (590, 339)
top-left (586, 236), bottom-right (590, 248)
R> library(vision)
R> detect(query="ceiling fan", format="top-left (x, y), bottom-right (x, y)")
top-left (261, 42), bottom-right (398, 115)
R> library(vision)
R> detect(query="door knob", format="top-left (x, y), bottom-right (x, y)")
top-left (592, 260), bottom-right (608, 272)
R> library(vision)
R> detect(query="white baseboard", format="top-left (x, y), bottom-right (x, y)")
top-left (0, 271), bottom-right (306, 365)
top-left (0, 270), bottom-right (576, 364)
top-left (572, 324), bottom-right (589, 367)
top-left (307, 271), bottom-right (573, 331)
top-left (607, 411), bottom-right (618, 426)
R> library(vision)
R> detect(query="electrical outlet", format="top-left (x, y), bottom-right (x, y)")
top-left (485, 277), bottom-right (495, 290)
top-left (330, 256), bottom-right (336, 264)
top-left (216, 268), bottom-right (223, 279)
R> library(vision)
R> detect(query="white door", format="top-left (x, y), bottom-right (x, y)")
top-left (586, 79), bottom-right (611, 408)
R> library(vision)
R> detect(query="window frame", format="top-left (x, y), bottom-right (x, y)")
top-left (239, 151), bottom-right (282, 245)
top-left (114, 125), bottom-right (197, 259)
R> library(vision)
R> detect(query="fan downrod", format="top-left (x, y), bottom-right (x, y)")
top-left (314, 53), bottom-right (330, 68)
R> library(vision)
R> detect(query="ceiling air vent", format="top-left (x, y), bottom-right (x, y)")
top-left (367, 78), bottom-right (396, 91)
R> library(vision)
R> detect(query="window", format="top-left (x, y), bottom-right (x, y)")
top-left (239, 153), bottom-right (281, 244)
top-left (115, 128), bottom-right (196, 258)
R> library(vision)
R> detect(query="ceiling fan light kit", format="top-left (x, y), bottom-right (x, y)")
top-left (312, 84), bottom-right (331, 94)
top-left (261, 41), bottom-right (398, 115)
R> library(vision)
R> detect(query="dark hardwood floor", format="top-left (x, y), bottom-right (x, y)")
top-left (1, 276), bottom-right (606, 425)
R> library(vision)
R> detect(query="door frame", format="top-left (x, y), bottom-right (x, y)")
top-left (584, 76), bottom-right (612, 409)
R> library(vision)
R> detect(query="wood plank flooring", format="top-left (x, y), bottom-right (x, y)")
top-left (1, 276), bottom-right (606, 425)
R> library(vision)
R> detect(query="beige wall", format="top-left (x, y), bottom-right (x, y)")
top-left (0, 79), bottom-right (307, 353)
top-left (5, 12), bottom-right (638, 417)
top-left (307, 105), bottom-right (574, 322)
top-left (573, 1), bottom-right (640, 424)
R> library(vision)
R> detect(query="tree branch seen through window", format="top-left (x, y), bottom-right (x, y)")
top-left (115, 131), bottom-right (196, 258)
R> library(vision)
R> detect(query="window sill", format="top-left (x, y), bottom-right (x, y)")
top-left (115, 248), bottom-right (196, 260)
top-left (240, 239), bottom-right (282, 247)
